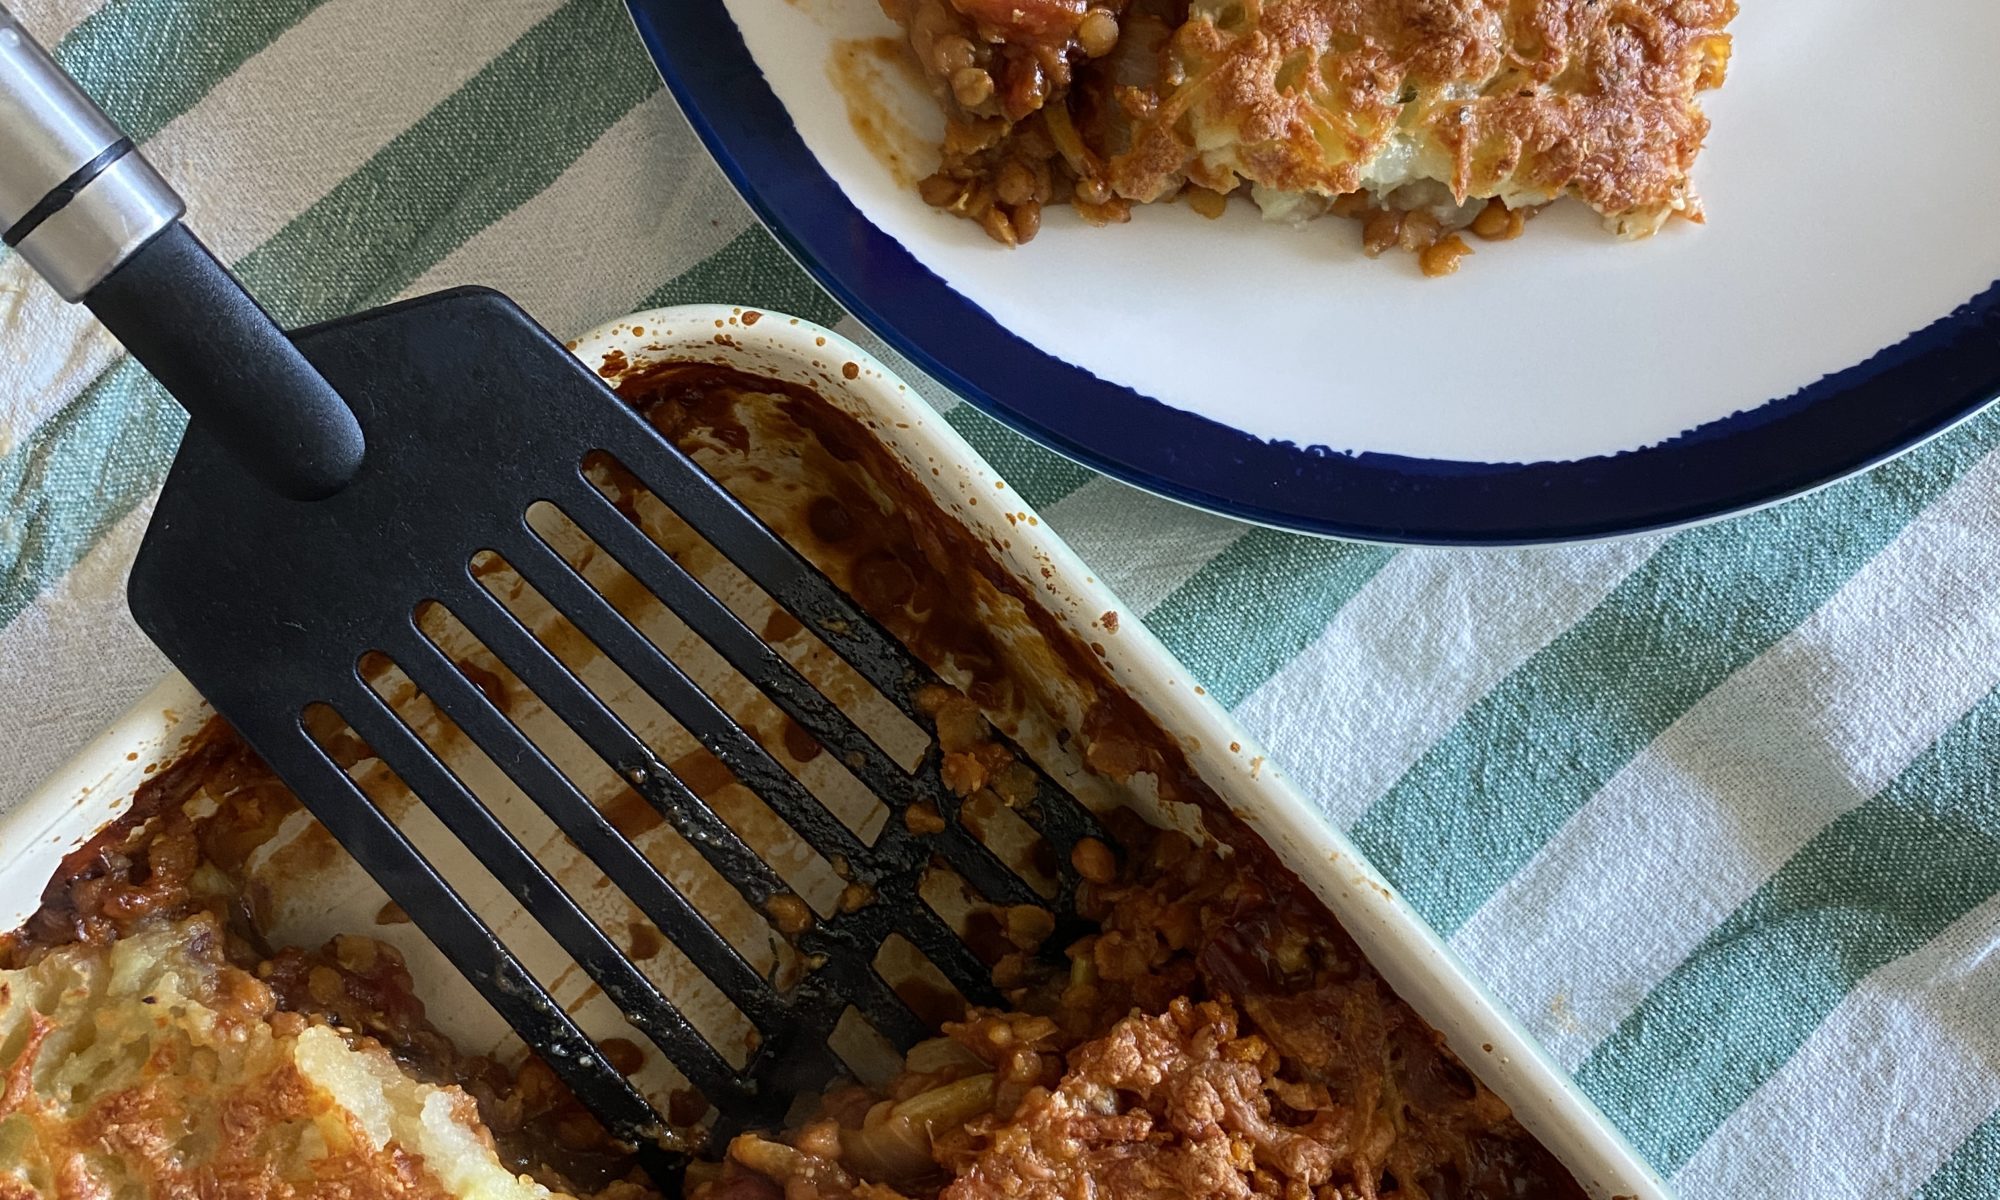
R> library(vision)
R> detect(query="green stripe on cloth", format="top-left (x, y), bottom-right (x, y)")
top-left (0, 0), bottom-right (328, 274)
top-left (1572, 681), bottom-right (2000, 1174)
top-left (1144, 531), bottom-right (1393, 708)
top-left (57, 0), bottom-right (327, 141)
top-left (943, 405), bottom-right (1094, 511)
top-left (0, 361), bottom-right (181, 629)
top-left (1347, 410), bottom-right (2000, 936)
top-left (0, 0), bottom-right (657, 633)
top-left (638, 225), bottom-right (843, 328)
top-left (238, 0), bottom-right (660, 323)
top-left (1918, 1113), bottom-right (2000, 1200)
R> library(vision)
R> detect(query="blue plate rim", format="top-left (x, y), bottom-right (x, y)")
top-left (623, 0), bottom-right (2000, 547)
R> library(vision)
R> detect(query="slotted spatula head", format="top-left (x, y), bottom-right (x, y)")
top-left (125, 288), bottom-right (1107, 1172)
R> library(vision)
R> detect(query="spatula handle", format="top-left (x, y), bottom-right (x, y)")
top-left (0, 4), bottom-right (363, 500)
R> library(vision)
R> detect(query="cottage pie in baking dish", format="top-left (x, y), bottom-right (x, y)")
top-left (884, 0), bottom-right (1736, 272)
top-left (0, 362), bottom-right (1585, 1200)
top-left (0, 727), bottom-right (1582, 1200)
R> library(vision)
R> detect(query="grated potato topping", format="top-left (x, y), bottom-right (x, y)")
top-left (0, 916), bottom-right (574, 1200)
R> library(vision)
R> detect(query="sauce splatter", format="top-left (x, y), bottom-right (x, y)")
top-left (826, 38), bottom-right (934, 188)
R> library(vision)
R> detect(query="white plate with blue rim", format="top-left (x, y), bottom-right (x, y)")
top-left (624, 0), bottom-right (2000, 545)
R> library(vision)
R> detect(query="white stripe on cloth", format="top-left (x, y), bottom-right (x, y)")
top-left (401, 92), bottom-right (748, 339)
top-left (1231, 536), bottom-right (1662, 831)
top-left (1454, 445), bottom-right (2000, 1070)
top-left (1048, 478), bottom-right (1247, 616)
top-left (0, 501), bottom-right (165, 798)
top-left (1673, 892), bottom-right (2000, 1199)
top-left (0, 0), bottom-right (564, 445)
top-left (19, 0), bottom-right (108, 46)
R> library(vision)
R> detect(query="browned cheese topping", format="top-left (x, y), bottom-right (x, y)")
top-left (880, 0), bottom-right (1736, 266)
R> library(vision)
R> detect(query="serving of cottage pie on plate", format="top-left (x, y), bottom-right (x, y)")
top-left (632, 0), bottom-right (2000, 543)
top-left (883, 0), bottom-right (1735, 272)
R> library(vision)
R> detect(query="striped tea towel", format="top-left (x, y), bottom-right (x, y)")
top-left (2, 2), bottom-right (1997, 1196)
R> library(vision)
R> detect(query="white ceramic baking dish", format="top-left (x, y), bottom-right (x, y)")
top-left (0, 304), bottom-right (1668, 1199)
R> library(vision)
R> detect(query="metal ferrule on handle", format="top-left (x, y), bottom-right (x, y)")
top-left (0, 5), bottom-right (182, 299)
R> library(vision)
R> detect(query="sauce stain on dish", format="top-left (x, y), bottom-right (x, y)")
top-left (827, 37), bottom-right (933, 188)
top-left (600, 786), bottom-right (665, 839)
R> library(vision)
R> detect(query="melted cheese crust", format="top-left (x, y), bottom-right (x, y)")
top-left (0, 918), bottom-right (571, 1200)
top-left (1111, 0), bottom-right (1735, 233)
top-left (889, 0), bottom-right (1735, 245)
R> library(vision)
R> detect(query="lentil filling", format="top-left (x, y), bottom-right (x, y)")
top-left (3, 358), bottom-right (1585, 1200)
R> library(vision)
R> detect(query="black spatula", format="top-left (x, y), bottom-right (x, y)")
top-left (1, 8), bottom-right (1106, 1185)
